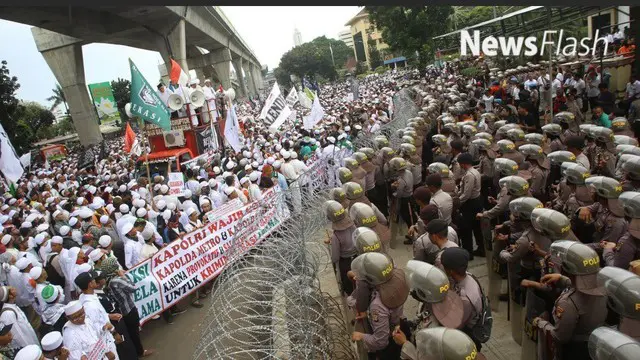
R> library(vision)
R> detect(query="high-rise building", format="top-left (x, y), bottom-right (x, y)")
top-left (338, 29), bottom-right (354, 49)
top-left (293, 27), bottom-right (302, 47)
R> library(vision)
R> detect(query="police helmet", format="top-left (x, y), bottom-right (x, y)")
top-left (343, 157), bottom-right (360, 171)
top-left (496, 124), bottom-right (519, 138)
top-left (337, 167), bottom-right (353, 184)
top-left (343, 182), bottom-right (364, 200)
top-left (432, 134), bottom-right (448, 146)
top-left (561, 162), bottom-right (590, 185)
top-left (550, 240), bottom-right (600, 276)
top-left (400, 143), bottom-right (417, 157)
top-left (519, 144), bottom-right (544, 159)
top-left (589, 327), bottom-right (640, 360)
top-left (329, 187), bottom-right (347, 203)
top-left (349, 202), bottom-right (379, 228)
top-left (428, 162), bottom-right (450, 178)
top-left (472, 138), bottom-right (492, 151)
top-left (462, 125), bottom-right (477, 138)
top-left (548, 151), bottom-right (576, 166)
top-left (324, 200), bottom-right (347, 222)
top-left (380, 147), bottom-right (395, 159)
top-left (585, 176), bottom-right (623, 199)
top-left (619, 191), bottom-right (640, 219)
top-left (525, 133), bottom-right (544, 145)
top-left (405, 260), bottom-right (452, 303)
top-left (352, 227), bottom-right (382, 254)
top-left (494, 120), bottom-right (507, 129)
top-left (389, 157), bottom-right (408, 173)
top-left (350, 252), bottom-right (393, 285)
top-left (374, 135), bottom-right (390, 149)
top-left (353, 152), bottom-right (368, 164)
top-left (530, 208), bottom-right (571, 239)
top-left (507, 128), bottom-right (525, 143)
top-left (402, 135), bottom-right (416, 146)
top-left (592, 126), bottom-right (615, 143)
top-left (611, 117), bottom-right (630, 131)
top-left (509, 197), bottom-right (543, 220)
top-left (359, 147), bottom-right (376, 161)
top-left (614, 135), bottom-right (639, 147)
top-left (497, 139), bottom-right (516, 153)
top-left (494, 158), bottom-right (519, 177)
top-left (481, 112), bottom-right (497, 123)
top-left (616, 144), bottom-right (640, 157)
top-left (554, 111), bottom-right (576, 125)
top-left (475, 132), bottom-right (493, 142)
top-left (598, 266), bottom-right (640, 320)
top-left (415, 328), bottom-right (479, 360)
top-left (498, 175), bottom-right (530, 196)
top-left (542, 123), bottom-right (563, 137)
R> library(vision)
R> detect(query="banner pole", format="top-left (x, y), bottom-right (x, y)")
top-left (142, 123), bottom-right (155, 208)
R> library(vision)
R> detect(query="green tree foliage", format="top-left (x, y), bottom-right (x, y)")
top-left (110, 78), bottom-right (130, 123)
top-left (46, 84), bottom-right (68, 113)
top-left (367, 36), bottom-right (383, 70)
top-left (12, 102), bottom-right (55, 153)
top-left (278, 36), bottom-right (354, 85)
top-left (354, 61), bottom-right (367, 76)
top-left (273, 67), bottom-right (292, 89)
top-left (0, 60), bottom-right (21, 142)
top-left (366, 6), bottom-right (454, 72)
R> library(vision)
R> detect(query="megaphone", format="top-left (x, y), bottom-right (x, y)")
top-left (224, 88), bottom-right (236, 102)
top-left (168, 93), bottom-right (184, 111)
top-left (190, 90), bottom-right (205, 108)
top-left (124, 103), bottom-right (132, 118)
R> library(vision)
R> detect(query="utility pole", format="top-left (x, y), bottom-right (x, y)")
top-left (329, 43), bottom-right (336, 67)
top-left (493, 6), bottom-right (497, 19)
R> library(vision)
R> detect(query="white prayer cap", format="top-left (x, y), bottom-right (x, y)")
top-left (199, 181), bottom-right (209, 188)
top-left (35, 233), bottom-right (47, 245)
top-left (183, 189), bottom-right (192, 198)
top-left (14, 344), bottom-right (42, 360)
top-left (327, 136), bottom-right (336, 144)
top-left (68, 217), bottom-right (78, 226)
top-left (354, 124), bottom-right (362, 130)
top-left (291, 152), bottom-right (298, 159)
top-left (156, 200), bottom-right (167, 210)
top-left (28, 266), bottom-right (42, 280)
top-left (59, 226), bottom-right (71, 236)
top-left (344, 125), bottom-right (351, 132)
top-left (50, 236), bottom-right (63, 245)
top-left (282, 151), bottom-right (291, 160)
top-left (16, 257), bottom-right (31, 270)
top-left (167, 202), bottom-right (176, 211)
top-left (76, 197), bottom-right (85, 206)
top-left (25, 214), bottom-right (38, 223)
top-left (133, 199), bottom-right (145, 208)
top-left (200, 198), bottom-right (210, 206)
top-left (89, 249), bottom-right (104, 263)
top-left (99, 215), bottom-right (109, 225)
top-left (119, 204), bottom-right (130, 214)
top-left (186, 207), bottom-right (197, 217)
top-left (208, 179), bottom-right (218, 188)
top-left (127, 180), bottom-right (137, 189)
top-left (136, 208), bottom-right (147, 218)
top-left (119, 185), bottom-right (127, 192)
top-left (249, 172), bottom-right (260, 182)
top-left (78, 207), bottom-right (94, 219)
top-left (21, 221), bottom-right (32, 229)
top-left (0, 215), bottom-right (8, 224)
top-left (122, 222), bottom-right (134, 235)
top-left (162, 210), bottom-right (172, 221)
top-left (204, 79), bottom-right (212, 83)
top-left (273, 160), bottom-right (282, 169)
top-left (0, 204), bottom-right (8, 211)
top-left (279, 149), bottom-right (287, 157)
top-left (153, 184), bottom-right (161, 192)
top-left (64, 300), bottom-right (83, 315)
top-left (225, 161), bottom-right (235, 170)
top-left (222, 171), bottom-right (232, 179)
top-left (87, 186), bottom-right (97, 194)
top-left (213, 166), bottom-right (221, 175)
top-left (105, 204), bottom-right (115, 214)
top-left (131, 192), bottom-right (141, 200)
top-left (160, 185), bottom-right (169, 194)
top-left (275, 144), bottom-right (283, 152)
top-left (98, 235), bottom-right (112, 248)
top-left (8, 199), bottom-right (16, 205)
top-left (8, 210), bottom-right (16, 218)
top-left (223, 187), bottom-right (235, 196)
top-left (244, 164), bottom-right (252, 171)
top-left (240, 177), bottom-right (249, 185)
top-left (267, 157), bottom-right (275, 165)
top-left (41, 331), bottom-right (63, 351)
top-left (36, 224), bottom-right (49, 233)
top-left (338, 133), bottom-right (347, 140)
top-left (75, 263), bottom-right (91, 275)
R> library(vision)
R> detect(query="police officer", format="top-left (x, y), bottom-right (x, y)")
top-left (551, 162), bottom-right (593, 216)
top-left (519, 144), bottom-right (550, 202)
top-left (347, 227), bottom-right (386, 318)
top-left (621, 155), bottom-right (640, 192)
top-left (329, 187), bottom-right (350, 210)
top-left (350, 202), bottom-right (391, 252)
top-left (497, 139), bottom-right (525, 166)
top-left (588, 327), bottom-right (640, 360)
top-left (603, 191), bottom-right (640, 268)
top-left (388, 157), bottom-right (415, 244)
top-left (598, 266), bottom-right (640, 340)
top-left (456, 153), bottom-right (484, 258)
top-left (440, 247), bottom-right (486, 351)
top-left (357, 148), bottom-right (378, 204)
top-left (344, 182), bottom-right (376, 212)
top-left (338, 167), bottom-right (353, 186)
top-left (324, 200), bottom-right (357, 295)
top-left (542, 123), bottom-right (565, 152)
top-left (344, 156), bottom-right (367, 191)
top-left (427, 163), bottom-right (459, 211)
top-left (533, 241), bottom-right (608, 359)
top-left (576, 176), bottom-right (627, 244)
top-left (425, 173), bottom-right (453, 226)
top-left (426, 219), bottom-right (459, 270)
top-left (590, 126), bottom-right (616, 177)
top-left (350, 252), bottom-right (409, 358)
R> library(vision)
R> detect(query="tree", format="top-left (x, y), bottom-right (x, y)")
top-left (0, 60), bottom-right (23, 150)
top-left (367, 6), bottom-right (454, 72)
top-left (110, 78), bottom-right (131, 124)
top-left (46, 84), bottom-right (68, 113)
top-left (55, 115), bottom-right (75, 136)
top-left (9, 102), bottom-right (54, 153)
top-left (273, 67), bottom-right (292, 89)
top-left (367, 36), bottom-right (383, 70)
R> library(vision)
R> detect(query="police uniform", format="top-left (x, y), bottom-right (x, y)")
top-left (456, 153), bottom-right (484, 257)
top-left (604, 192), bottom-right (640, 268)
top-left (598, 266), bottom-right (640, 341)
top-left (325, 200), bottom-right (358, 295)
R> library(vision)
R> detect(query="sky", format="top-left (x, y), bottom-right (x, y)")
top-left (0, 6), bottom-right (360, 109)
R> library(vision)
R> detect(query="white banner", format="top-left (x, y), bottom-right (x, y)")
top-left (0, 123), bottom-right (24, 184)
top-left (286, 86), bottom-right (300, 108)
top-left (299, 91), bottom-right (312, 109)
top-left (259, 82), bottom-right (281, 120)
top-left (268, 105), bottom-right (292, 133)
top-left (167, 172), bottom-right (185, 196)
top-left (224, 105), bottom-right (243, 152)
top-left (125, 186), bottom-right (290, 324)
top-left (19, 153), bottom-right (31, 169)
top-left (303, 95), bottom-right (325, 130)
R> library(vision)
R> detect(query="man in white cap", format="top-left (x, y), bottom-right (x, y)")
top-left (280, 151), bottom-right (302, 215)
top-left (13, 344), bottom-right (42, 360)
top-left (121, 223), bottom-right (142, 270)
top-left (41, 331), bottom-right (70, 360)
top-left (202, 79), bottom-right (217, 123)
top-left (62, 300), bottom-right (117, 360)
top-left (38, 284), bottom-right (66, 334)
top-left (44, 237), bottom-right (66, 290)
top-left (247, 172), bottom-right (262, 202)
top-left (0, 286), bottom-right (39, 349)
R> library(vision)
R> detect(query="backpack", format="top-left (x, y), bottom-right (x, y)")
top-left (467, 273), bottom-right (493, 343)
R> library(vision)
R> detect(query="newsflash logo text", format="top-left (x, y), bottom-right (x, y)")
top-left (460, 30), bottom-right (609, 57)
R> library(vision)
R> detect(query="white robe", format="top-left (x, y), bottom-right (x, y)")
top-left (63, 318), bottom-right (117, 360)
top-left (0, 303), bottom-right (39, 348)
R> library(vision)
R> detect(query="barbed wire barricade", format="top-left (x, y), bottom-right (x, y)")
top-left (192, 88), bottom-right (419, 360)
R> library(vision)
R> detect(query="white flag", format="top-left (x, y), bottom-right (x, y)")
top-left (0, 123), bottom-right (24, 183)
top-left (19, 153), bottom-right (31, 169)
top-left (268, 104), bottom-right (293, 133)
top-left (224, 105), bottom-right (242, 152)
top-left (259, 82), bottom-right (281, 120)
top-left (303, 95), bottom-right (324, 130)
top-left (286, 86), bottom-right (300, 108)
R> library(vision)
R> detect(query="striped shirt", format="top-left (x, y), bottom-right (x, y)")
top-left (107, 276), bottom-right (137, 315)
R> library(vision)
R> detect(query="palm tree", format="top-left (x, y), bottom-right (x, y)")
top-left (46, 84), bottom-right (68, 114)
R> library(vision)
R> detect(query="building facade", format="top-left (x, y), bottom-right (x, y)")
top-left (338, 29), bottom-right (354, 49)
top-left (345, 8), bottom-right (392, 69)
top-left (293, 27), bottom-right (302, 47)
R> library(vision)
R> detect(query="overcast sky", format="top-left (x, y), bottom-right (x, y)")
top-left (0, 6), bottom-right (360, 109)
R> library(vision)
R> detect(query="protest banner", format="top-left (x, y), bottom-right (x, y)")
top-left (263, 94), bottom-right (292, 128)
top-left (167, 172), bottom-right (185, 196)
top-left (126, 186), bottom-right (290, 324)
top-left (88, 82), bottom-right (120, 126)
top-left (194, 125), bottom-right (219, 154)
top-left (205, 198), bottom-right (243, 224)
top-left (303, 95), bottom-right (325, 130)
top-left (286, 86), bottom-right (300, 108)
top-left (259, 82), bottom-right (281, 120)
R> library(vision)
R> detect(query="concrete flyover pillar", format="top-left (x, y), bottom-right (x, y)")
top-left (193, 68), bottom-right (206, 84)
top-left (251, 64), bottom-right (264, 92)
top-left (231, 58), bottom-right (247, 98)
top-left (166, 19), bottom-right (189, 78)
top-left (187, 48), bottom-right (232, 90)
top-left (242, 62), bottom-right (257, 97)
top-left (31, 27), bottom-right (103, 146)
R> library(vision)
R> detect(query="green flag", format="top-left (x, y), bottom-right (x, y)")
top-left (304, 87), bottom-right (315, 101)
top-left (129, 59), bottom-right (171, 131)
